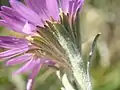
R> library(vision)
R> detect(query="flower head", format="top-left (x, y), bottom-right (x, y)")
top-left (0, 0), bottom-right (84, 90)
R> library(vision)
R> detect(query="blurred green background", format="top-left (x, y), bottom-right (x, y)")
top-left (0, 0), bottom-right (120, 90)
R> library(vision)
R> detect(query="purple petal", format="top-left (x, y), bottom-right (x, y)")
top-left (0, 11), bottom-right (26, 33)
top-left (13, 59), bottom-right (41, 74)
top-left (13, 60), bottom-right (35, 74)
top-left (46, 0), bottom-right (59, 20)
top-left (0, 47), bottom-right (28, 58)
top-left (0, 20), bottom-right (8, 26)
top-left (27, 61), bottom-right (42, 90)
top-left (10, 0), bottom-right (42, 26)
top-left (6, 53), bottom-right (32, 66)
top-left (0, 6), bottom-right (37, 34)
top-left (0, 36), bottom-right (28, 43)
top-left (1, 6), bottom-right (25, 21)
top-left (0, 42), bottom-right (26, 49)
top-left (24, 0), bottom-right (40, 14)
top-left (0, 11), bottom-right (36, 34)
top-left (73, 0), bottom-right (84, 15)
top-left (22, 22), bottom-right (36, 34)
top-left (68, 1), bottom-right (74, 15)
top-left (25, 0), bottom-right (59, 21)
top-left (61, 0), bottom-right (84, 15)
top-left (0, 11), bottom-right (12, 22)
top-left (60, 0), bottom-right (70, 14)
top-left (0, 36), bottom-right (28, 48)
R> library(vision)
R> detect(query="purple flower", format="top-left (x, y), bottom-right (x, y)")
top-left (0, 0), bottom-right (84, 90)
top-left (0, 0), bottom-right (84, 34)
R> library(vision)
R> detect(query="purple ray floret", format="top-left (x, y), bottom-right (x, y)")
top-left (0, 0), bottom-right (84, 90)
top-left (61, 0), bottom-right (84, 15)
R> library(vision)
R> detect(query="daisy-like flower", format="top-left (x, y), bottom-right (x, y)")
top-left (0, 0), bottom-right (86, 90)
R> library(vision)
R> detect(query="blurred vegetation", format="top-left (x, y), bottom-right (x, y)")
top-left (0, 0), bottom-right (120, 90)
